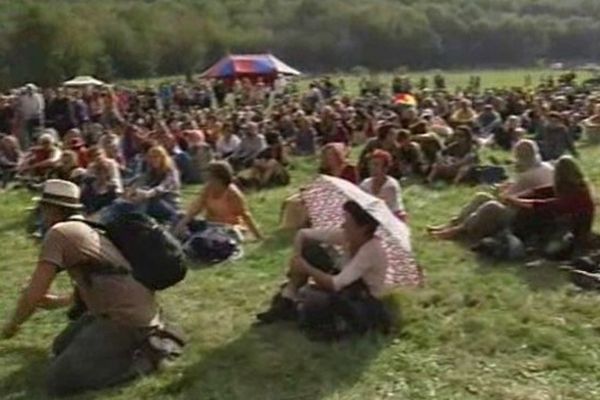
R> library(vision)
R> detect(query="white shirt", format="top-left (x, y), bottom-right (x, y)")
top-left (298, 228), bottom-right (387, 297)
top-left (19, 93), bottom-right (45, 120)
top-left (360, 176), bottom-right (405, 213)
top-left (216, 134), bottom-right (242, 156)
top-left (508, 162), bottom-right (554, 196)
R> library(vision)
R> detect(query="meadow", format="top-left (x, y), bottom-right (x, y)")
top-left (2, 69), bottom-right (600, 399)
top-left (125, 68), bottom-right (596, 94)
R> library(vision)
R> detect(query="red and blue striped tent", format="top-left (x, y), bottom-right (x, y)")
top-left (200, 54), bottom-right (301, 83)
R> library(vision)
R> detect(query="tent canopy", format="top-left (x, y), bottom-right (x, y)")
top-left (63, 75), bottom-right (105, 87)
top-left (200, 54), bottom-right (301, 79)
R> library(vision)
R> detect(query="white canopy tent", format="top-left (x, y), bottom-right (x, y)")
top-left (63, 75), bottom-right (106, 87)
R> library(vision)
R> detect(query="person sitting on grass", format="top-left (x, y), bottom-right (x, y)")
top-left (394, 129), bottom-right (426, 178)
top-left (17, 133), bottom-right (62, 181)
top-left (215, 122), bottom-right (241, 159)
top-left (64, 134), bottom-right (89, 168)
top-left (319, 142), bottom-right (358, 184)
top-left (237, 131), bottom-right (290, 190)
top-left (279, 141), bottom-right (358, 230)
top-left (489, 115), bottom-right (523, 151)
top-left (429, 156), bottom-right (594, 255)
top-left (450, 98), bottom-right (477, 127)
top-left (536, 111), bottom-right (578, 161)
top-left (80, 146), bottom-right (123, 214)
top-left (1, 179), bottom-right (183, 397)
top-left (293, 113), bottom-right (317, 156)
top-left (427, 139), bottom-right (554, 237)
top-left (256, 201), bottom-right (388, 332)
top-left (358, 123), bottom-right (399, 180)
top-left (360, 149), bottom-right (407, 221)
top-left (0, 134), bottom-right (21, 186)
top-left (427, 125), bottom-right (478, 184)
top-left (174, 161), bottom-right (263, 241)
top-left (228, 121), bottom-right (267, 171)
top-left (48, 150), bottom-right (86, 183)
top-left (102, 145), bottom-right (180, 224)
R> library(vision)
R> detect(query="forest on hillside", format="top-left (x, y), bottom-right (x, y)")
top-left (2, 0), bottom-right (600, 86)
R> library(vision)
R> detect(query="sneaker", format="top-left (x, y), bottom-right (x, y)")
top-left (570, 270), bottom-right (600, 291)
top-left (255, 294), bottom-right (297, 324)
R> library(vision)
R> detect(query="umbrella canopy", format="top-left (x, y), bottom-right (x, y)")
top-left (200, 54), bottom-right (301, 79)
top-left (63, 75), bottom-right (105, 87)
top-left (394, 93), bottom-right (417, 107)
top-left (301, 175), bottom-right (423, 289)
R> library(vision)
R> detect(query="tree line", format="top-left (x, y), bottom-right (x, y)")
top-left (2, 0), bottom-right (600, 87)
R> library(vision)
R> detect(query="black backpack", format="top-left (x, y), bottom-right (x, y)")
top-left (80, 213), bottom-right (187, 291)
top-left (466, 165), bottom-right (508, 185)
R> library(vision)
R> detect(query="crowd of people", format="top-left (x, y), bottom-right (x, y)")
top-left (1, 71), bottom-right (599, 396)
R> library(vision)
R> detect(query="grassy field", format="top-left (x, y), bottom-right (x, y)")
top-left (123, 68), bottom-right (596, 94)
top-left (2, 71), bottom-right (600, 399)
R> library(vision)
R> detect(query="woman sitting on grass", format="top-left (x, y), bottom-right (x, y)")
top-left (175, 161), bottom-right (263, 241)
top-left (427, 139), bottom-right (554, 238)
top-left (319, 142), bottom-right (358, 184)
top-left (102, 145), bottom-right (181, 224)
top-left (360, 149), bottom-right (407, 221)
top-left (280, 142), bottom-right (358, 230)
top-left (429, 156), bottom-right (594, 255)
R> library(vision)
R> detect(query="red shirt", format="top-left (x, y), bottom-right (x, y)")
top-left (531, 189), bottom-right (594, 219)
top-left (529, 186), bottom-right (595, 238)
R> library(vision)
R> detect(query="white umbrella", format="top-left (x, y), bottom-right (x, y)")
top-left (300, 175), bottom-right (423, 289)
top-left (63, 75), bottom-right (105, 87)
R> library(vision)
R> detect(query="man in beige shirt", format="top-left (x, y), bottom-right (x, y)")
top-left (1, 180), bottom-right (172, 396)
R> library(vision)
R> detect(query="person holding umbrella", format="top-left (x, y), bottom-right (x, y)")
top-left (257, 200), bottom-right (390, 337)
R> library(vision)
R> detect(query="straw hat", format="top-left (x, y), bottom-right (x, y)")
top-left (37, 179), bottom-right (83, 209)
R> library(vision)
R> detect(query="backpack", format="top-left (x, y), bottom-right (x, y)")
top-left (466, 165), bottom-right (508, 185)
top-left (80, 213), bottom-right (187, 291)
top-left (184, 225), bottom-right (241, 265)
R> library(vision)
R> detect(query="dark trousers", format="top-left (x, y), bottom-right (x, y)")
top-left (81, 187), bottom-right (117, 214)
top-left (47, 315), bottom-right (154, 397)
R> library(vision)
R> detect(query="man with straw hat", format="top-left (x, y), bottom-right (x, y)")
top-left (1, 179), bottom-right (182, 396)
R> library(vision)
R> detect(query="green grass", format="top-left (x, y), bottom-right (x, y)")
top-left (3, 71), bottom-right (600, 399)
top-left (122, 68), bottom-right (595, 95)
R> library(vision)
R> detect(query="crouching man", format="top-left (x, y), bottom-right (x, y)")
top-left (257, 201), bottom-right (391, 339)
top-left (1, 179), bottom-right (183, 396)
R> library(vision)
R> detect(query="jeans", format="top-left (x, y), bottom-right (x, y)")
top-left (81, 187), bottom-right (117, 214)
top-left (173, 152), bottom-right (192, 184)
top-left (100, 197), bottom-right (179, 225)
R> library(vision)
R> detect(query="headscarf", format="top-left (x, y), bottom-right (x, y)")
top-left (513, 139), bottom-right (542, 173)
